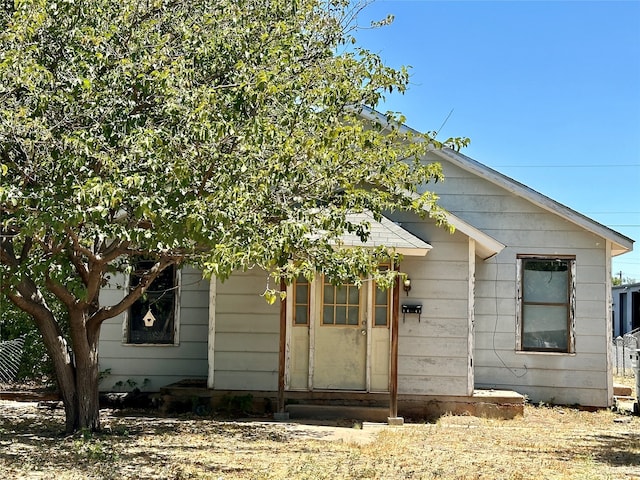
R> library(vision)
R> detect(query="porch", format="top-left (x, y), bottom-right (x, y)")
top-left (159, 379), bottom-right (525, 421)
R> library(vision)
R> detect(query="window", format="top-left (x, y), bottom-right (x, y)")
top-left (127, 260), bottom-right (178, 345)
top-left (372, 281), bottom-right (391, 327)
top-left (517, 256), bottom-right (575, 353)
top-left (322, 279), bottom-right (361, 325)
top-left (293, 275), bottom-right (310, 325)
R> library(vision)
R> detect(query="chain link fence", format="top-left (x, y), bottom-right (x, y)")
top-left (0, 336), bottom-right (25, 383)
top-left (612, 331), bottom-right (639, 377)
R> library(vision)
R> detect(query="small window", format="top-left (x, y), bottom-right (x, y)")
top-left (127, 260), bottom-right (178, 345)
top-left (517, 256), bottom-right (575, 353)
top-left (373, 281), bottom-right (391, 327)
top-left (293, 275), bottom-right (310, 325)
top-left (322, 279), bottom-right (361, 326)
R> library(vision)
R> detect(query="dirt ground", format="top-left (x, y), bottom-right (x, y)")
top-left (1, 398), bottom-right (639, 480)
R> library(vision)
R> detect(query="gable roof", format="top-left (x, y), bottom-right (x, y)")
top-left (343, 210), bottom-right (505, 260)
top-left (342, 212), bottom-right (432, 256)
top-left (357, 106), bottom-right (634, 257)
top-left (434, 148), bottom-right (633, 257)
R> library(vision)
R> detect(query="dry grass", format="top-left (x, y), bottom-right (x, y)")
top-left (1, 401), bottom-right (639, 479)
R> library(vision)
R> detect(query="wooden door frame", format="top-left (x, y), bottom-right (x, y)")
top-left (279, 274), bottom-right (395, 398)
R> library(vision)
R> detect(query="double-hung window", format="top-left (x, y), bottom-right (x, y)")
top-left (517, 256), bottom-right (575, 353)
top-left (127, 260), bottom-right (179, 345)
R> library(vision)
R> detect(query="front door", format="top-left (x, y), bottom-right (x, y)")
top-left (313, 280), bottom-right (367, 390)
top-left (286, 275), bottom-right (391, 392)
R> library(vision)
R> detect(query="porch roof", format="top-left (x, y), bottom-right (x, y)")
top-left (341, 212), bottom-right (432, 256)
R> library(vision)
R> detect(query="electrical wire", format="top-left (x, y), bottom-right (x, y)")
top-left (491, 256), bottom-right (528, 378)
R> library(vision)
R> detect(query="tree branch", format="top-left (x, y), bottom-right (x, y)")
top-left (87, 256), bottom-right (177, 328)
top-left (18, 236), bottom-right (33, 264)
top-left (65, 227), bottom-right (98, 263)
top-left (45, 275), bottom-right (77, 310)
top-left (67, 250), bottom-right (90, 286)
top-left (100, 239), bottom-right (129, 264)
top-left (0, 234), bottom-right (18, 268)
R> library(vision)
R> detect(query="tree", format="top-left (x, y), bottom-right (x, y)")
top-left (0, 0), bottom-right (466, 432)
top-left (613, 275), bottom-right (637, 286)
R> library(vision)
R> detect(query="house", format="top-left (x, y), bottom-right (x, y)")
top-left (98, 112), bottom-right (634, 418)
top-left (612, 283), bottom-right (640, 337)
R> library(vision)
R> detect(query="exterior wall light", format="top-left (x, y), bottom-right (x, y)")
top-left (403, 277), bottom-right (411, 295)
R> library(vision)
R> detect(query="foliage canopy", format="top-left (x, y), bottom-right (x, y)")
top-left (0, 0), bottom-right (466, 431)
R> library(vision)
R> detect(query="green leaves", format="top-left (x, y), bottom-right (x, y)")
top-left (0, 0), bottom-right (472, 435)
top-left (0, 0), bottom-right (462, 308)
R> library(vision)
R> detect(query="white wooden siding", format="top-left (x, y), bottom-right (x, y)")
top-left (98, 266), bottom-right (209, 392)
top-left (213, 269), bottom-right (280, 391)
top-left (388, 212), bottom-right (472, 396)
top-left (98, 151), bottom-right (615, 407)
top-left (425, 155), bottom-right (611, 406)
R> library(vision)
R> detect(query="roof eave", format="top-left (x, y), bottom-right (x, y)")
top-left (443, 211), bottom-right (506, 260)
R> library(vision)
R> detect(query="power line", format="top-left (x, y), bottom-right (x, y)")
top-left (493, 164), bottom-right (639, 168)
top-left (584, 212), bottom-right (640, 215)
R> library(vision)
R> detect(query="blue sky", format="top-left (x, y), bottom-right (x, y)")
top-left (351, 0), bottom-right (640, 281)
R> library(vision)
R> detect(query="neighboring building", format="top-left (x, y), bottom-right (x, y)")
top-left (98, 112), bottom-right (634, 414)
top-left (612, 283), bottom-right (640, 337)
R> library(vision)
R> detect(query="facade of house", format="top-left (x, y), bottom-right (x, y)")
top-left (98, 118), bottom-right (634, 413)
top-left (612, 283), bottom-right (640, 337)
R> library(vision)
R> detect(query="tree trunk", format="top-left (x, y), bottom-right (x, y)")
top-left (72, 357), bottom-right (101, 432)
top-left (4, 252), bottom-right (167, 433)
top-left (28, 304), bottom-right (102, 433)
top-left (62, 308), bottom-right (102, 433)
top-left (54, 336), bottom-right (101, 433)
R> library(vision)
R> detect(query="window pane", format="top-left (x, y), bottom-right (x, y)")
top-left (321, 277), bottom-right (365, 327)
top-left (348, 286), bottom-right (360, 305)
top-left (523, 261), bottom-right (568, 303)
top-left (295, 284), bottom-right (308, 304)
top-left (522, 305), bottom-right (568, 349)
top-left (295, 306), bottom-right (308, 325)
top-left (375, 287), bottom-right (388, 306)
top-left (375, 307), bottom-right (388, 326)
top-left (324, 284), bottom-right (334, 304)
top-left (347, 306), bottom-right (359, 325)
top-left (336, 286), bottom-right (347, 304)
top-left (323, 306), bottom-right (334, 324)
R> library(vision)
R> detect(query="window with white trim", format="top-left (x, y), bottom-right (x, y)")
top-left (126, 260), bottom-right (179, 345)
top-left (517, 256), bottom-right (575, 353)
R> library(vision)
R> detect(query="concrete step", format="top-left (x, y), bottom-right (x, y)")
top-left (613, 384), bottom-right (633, 397)
top-left (287, 404), bottom-right (389, 422)
top-left (614, 395), bottom-right (636, 402)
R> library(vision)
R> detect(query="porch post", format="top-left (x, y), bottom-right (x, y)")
top-left (206, 276), bottom-right (217, 389)
top-left (388, 270), bottom-right (403, 425)
top-left (275, 277), bottom-right (289, 420)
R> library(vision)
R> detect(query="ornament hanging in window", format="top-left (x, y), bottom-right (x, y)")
top-left (143, 308), bottom-right (157, 327)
